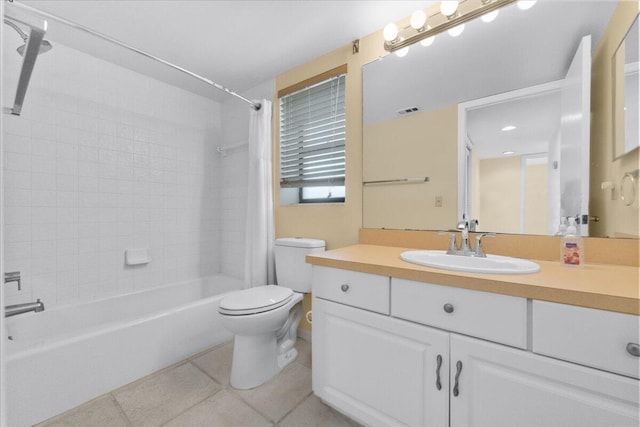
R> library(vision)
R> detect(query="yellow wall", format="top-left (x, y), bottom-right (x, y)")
top-left (362, 106), bottom-right (458, 230)
top-left (524, 162), bottom-right (549, 235)
top-left (590, 0), bottom-right (640, 238)
top-left (273, 20), bottom-right (400, 331)
top-left (478, 156), bottom-right (521, 233)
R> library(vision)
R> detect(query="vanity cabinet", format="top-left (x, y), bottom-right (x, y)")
top-left (312, 266), bottom-right (640, 427)
top-left (313, 298), bottom-right (449, 426)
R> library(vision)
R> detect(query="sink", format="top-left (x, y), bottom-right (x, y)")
top-left (400, 250), bottom-right (540, 274)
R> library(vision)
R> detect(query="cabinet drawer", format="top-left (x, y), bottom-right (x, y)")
top-left (312, 267), bottom-right (390, 314)
top-left (391, 278), bottom-right (528, 348)
top-left (532, 301), bottom-right (640, 379)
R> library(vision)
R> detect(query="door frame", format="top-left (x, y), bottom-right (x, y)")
top-left (457, 80), bottom-right (563, 224)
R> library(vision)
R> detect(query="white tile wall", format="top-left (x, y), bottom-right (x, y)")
top-left (219, 80), bottom-right (274, 280)
top-left (2, 40), bottom-right (222, 307)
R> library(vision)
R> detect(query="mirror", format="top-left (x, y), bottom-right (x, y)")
top-left (363, 1), bottom-right (624, 236)
top-left (613, 15), bottom-right (639, 159)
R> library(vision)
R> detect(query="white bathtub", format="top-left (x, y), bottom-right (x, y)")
top-left (4, 275), bottom-right (243, 427)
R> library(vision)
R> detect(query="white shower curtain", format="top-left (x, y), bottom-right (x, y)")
top-left (244, 100), bottom-right (275, 288)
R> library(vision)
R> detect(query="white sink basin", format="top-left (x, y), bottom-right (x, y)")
top-left (400, 250), bottom-right (540, 274)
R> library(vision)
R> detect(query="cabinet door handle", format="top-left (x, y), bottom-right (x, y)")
top-left (443, 303), bottom-right (454, 314)
top-left (340, 284), bottom-right (349, 292)
top-left (453, 360), bottom-right (463, 397)
top-left (435, 354), bottom-right (443, 391)
top-left (627, 343), bottom-right (640, 357)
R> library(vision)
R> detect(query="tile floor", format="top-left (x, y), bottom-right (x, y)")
top-left (38, 339), bottom-right (361, 427)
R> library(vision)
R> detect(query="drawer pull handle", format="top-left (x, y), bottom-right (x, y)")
top-left (627, 343), bottom-right (640, 357)
top-left (435, 354), bottom-right (443, 391)
top-left (453, 360), bottom-right (463, 397)
top-left (340, 284), bottom-right (349, 292)
top-left (443, 303), bottom-right (454, 314)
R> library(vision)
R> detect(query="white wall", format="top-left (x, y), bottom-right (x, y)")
top-left (219, 80), bottom-right (274, 280)
top-left (2, 39), bottom-right (222, 308)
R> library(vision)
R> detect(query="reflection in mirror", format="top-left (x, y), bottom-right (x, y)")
top-left (613, 15), bottom-right (639, 159)
top-left (363, 1), bottom-right (618, 237)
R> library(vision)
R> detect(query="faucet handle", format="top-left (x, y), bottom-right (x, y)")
top-left (439, 231), bottom-right (458, 254)
top-left (474, 233), bottom-right (496, 257)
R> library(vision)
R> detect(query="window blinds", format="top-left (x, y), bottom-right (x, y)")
top-left (279, 74), bottom-right (346, 188)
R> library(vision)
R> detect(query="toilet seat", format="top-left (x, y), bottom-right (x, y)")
top-left (219, 285), bottom-right (294, 316)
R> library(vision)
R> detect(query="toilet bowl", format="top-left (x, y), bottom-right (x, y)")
top-left (219, 238), bottom-right (325, 389)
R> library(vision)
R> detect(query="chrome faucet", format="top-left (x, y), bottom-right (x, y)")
top-left (456, 220), bottom-right (472, 255)
top-left (5, 299), bottom-right (45, 317)
top-left (440, 220), bottom-right (495, 257)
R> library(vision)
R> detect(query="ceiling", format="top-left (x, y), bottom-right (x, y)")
top-left (11, 0), bottom-right (434, 102)
top-left (467, 89), bottom-right (561, 159)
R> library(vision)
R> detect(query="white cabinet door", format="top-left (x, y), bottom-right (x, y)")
top-left (450, 334), bottom-right (640, 427)
top-left (313, 298), bottom-right (449, 427)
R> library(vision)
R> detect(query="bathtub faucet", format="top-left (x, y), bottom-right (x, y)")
top-left (5, 299), bottom-right (45, 317)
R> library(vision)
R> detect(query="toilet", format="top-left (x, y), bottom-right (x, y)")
top-left (219, 237), bottom-right (325, 389)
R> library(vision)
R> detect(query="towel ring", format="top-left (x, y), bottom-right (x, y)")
top-left (620, 172), bottom-right (637, 207)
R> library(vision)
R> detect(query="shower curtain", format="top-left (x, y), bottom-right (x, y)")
top-left (244, 100), bottom-right (275, 288)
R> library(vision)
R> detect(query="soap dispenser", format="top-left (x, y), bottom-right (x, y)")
top-left (561, 217), bottom-right (584, 267)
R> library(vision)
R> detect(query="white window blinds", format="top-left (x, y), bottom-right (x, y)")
top-left (279, 74), bottom-right (346, 188)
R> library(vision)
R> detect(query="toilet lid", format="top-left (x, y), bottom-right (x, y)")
top-left (219, 285), bottom-right (293, 316)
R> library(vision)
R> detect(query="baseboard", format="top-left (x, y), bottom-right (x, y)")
top-left (297, 328), bottom-right (312, 342)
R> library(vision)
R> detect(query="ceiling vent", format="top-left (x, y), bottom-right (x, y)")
top-left (397, 106), bottom-right (420, 115)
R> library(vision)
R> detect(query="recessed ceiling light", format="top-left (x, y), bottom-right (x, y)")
top-left (501, 125), bottom-right (517, 131)
top-left (503, 151), bottom-right (516, 155)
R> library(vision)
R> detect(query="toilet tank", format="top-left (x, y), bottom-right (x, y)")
top-left (275, 238), bottom-right (326, 293)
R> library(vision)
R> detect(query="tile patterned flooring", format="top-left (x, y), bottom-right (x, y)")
top-left (38, 340), bottom-right (360, 427)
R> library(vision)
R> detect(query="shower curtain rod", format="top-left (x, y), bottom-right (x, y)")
top-left (7, 1), bottom-right (261, 111)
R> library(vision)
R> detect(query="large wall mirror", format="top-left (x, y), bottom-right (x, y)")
top-left (363, 1), bottom-right (636, 238)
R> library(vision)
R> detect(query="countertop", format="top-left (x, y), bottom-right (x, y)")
top-left (306, 244), bottom-right (640, 315)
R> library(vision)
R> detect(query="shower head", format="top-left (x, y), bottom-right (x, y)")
top-left (4, 18), bottom-right (53, 56)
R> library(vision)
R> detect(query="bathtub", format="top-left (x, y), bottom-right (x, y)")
top-left (4, 274), bottom-right (243, 427)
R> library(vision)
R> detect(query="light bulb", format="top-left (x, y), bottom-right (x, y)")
top-left (420, 35), bottom-right (435, 47)
top-left (517, 0), bottom-right (537, 10)
top-left (410, 10), bottom-right (427, 30)
top-left (448, 23), bottom-right (465, 37)
top-left (383, 23), bottom-right (399, 42)
top-left (501, 125), bottom-right (517, 131)
top-left (440, 1), bottom-right (459, 17)
top-left (395, 38), bottom-right (409, 57)
top-left (481, 9), bottom-right (499, 23)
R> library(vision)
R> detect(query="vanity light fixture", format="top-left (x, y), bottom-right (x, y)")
top-left (383, 0), bottom-right (518, 54)
top-left (517, 0), bottom-right (537, 10)
top-left (448, 23), bottom-right (466, 37)
top-left (440, 1), bottom-right (460, 17)
top-left (481, 9), bottom-right (499, 22)
top-left (395, 38), bottom-right (410, 57)
top-left (501, 125), bottom-right (517, 131)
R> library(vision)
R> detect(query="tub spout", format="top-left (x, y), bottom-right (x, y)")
top-left (5, 299), bottom-right (45, 317)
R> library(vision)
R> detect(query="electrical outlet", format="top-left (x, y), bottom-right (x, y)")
top-left (435, 196), bottom-right (443, 207)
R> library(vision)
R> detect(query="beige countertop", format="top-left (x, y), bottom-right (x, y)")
top-left (306, 244), bottom-right (640, 315)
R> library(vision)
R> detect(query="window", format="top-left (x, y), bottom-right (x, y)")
top-left (279, 68), bottom-right (346, 204)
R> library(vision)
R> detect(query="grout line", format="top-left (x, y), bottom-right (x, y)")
top-left (274, 390), bottom-right (313, 424)
top-left (225, 385), bottom-right (277, 424)
top-left (109, 392), bottom-right (134, 427)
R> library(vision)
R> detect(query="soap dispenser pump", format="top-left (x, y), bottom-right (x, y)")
top-left (561, 217), bottom-right (584, 267)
